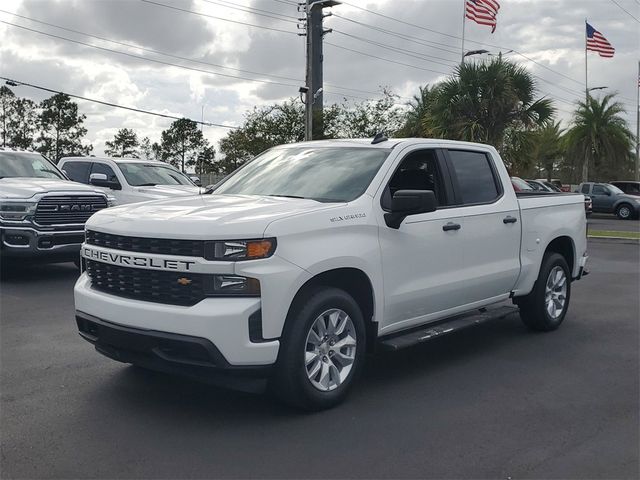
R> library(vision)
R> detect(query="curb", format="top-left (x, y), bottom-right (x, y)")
top-left (588, 236), bottom-right (640, 245)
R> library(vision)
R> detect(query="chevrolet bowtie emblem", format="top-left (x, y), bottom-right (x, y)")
top-left (177, 277), bottom-right (192, 286)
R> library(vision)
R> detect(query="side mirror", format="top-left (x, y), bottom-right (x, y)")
top-left (89, 173), bottom-right (121, 190)
top-left (384, 189), bottom-right (437, 229)
top-left (189, 175), bottom-right (202, 186)
top-left (605, 190), bottom-right (611, 196)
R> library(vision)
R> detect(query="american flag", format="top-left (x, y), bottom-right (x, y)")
top-left (586, 22), bottom-right (615, 58)
top-left (465, 0), bottom-right (501, 33)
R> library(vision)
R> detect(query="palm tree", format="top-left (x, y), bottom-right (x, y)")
top-left (565, 94), bottom-right (634, 182)
top-left (398, 85), bottom-right (437, 137)
top-left (426, 58), bottom-right (554, 151)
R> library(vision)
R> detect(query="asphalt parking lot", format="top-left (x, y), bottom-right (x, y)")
top-left (588, 214), bottom-right (640, 232)
top-left (1, 239), bottom-right (638, 479)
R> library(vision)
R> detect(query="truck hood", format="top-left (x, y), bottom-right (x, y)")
top-left (132, 184), bottom-right (203, 199)
top-left (86, 194), bottom-right (343, 238)
top-left (0, 177), bottom-right (105, 200)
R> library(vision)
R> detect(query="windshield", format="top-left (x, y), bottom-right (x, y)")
top-left (605, 184), bottom-right (624, 195)
top-left (0, 152), bottom-right (65, 180)
top-left (118, 162), bottom-right (195, 187)
top-left (215, 146), bottom-right (390, 202)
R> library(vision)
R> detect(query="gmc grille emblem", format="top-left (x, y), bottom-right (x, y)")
top-left (59, 204), bottom-right (93, 212)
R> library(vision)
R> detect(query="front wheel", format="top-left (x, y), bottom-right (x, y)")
top-left (272, 287), bottom-right (366, 411)
top-left (517, 252), bottom-right (571, 332)
top-left (616, 204), bottom-right (633, 220)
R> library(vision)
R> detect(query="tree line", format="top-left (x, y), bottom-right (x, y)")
top-left (1, 58), bottom-right (635, 181)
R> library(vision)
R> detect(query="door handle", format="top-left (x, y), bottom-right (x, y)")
top-left (442, 222), bottom-right (461, 231)
top-left (503, 216), bottom-right (518, 224)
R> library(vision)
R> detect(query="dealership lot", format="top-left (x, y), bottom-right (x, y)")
top-left (1, 239), bottom-right (638, 479)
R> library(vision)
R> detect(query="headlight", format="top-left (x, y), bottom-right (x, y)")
top-left (204, 275), bottom-right (260, 296)
top-left (205, 238), bottom-right (276, 261)
top-left (0, 201), bottom-right (37, 221)
top-left (106, 195), bottom-right (117, 207)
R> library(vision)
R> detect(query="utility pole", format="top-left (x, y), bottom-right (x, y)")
top-left (636, 60), bottom-right (639, 182)
top-left (301, 0), bottom-right (339, 141)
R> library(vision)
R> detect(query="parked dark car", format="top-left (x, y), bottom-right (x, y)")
top-left (610, 181), bottom-right (640, 197)
top-left (578, 182), bottom-right (640, 219)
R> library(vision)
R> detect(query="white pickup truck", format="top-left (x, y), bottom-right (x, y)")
top-left (58, 156), bottom-right (202, 205)
top-left (74, 138), bottom-right (588, 410)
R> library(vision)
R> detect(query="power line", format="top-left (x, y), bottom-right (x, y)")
top-left (331, 13), bottom-right (461, 57)
top-left (338, 0), bottom-right (590, 90)
top-left (325, 42), bottom-right (450, 76)
top-left (332, 30), bottom-right (458, 68)
top-left (199, 0), bottom-right (299, 23)
top-left (0, 76), bottom-right (237, 128)
top-left (140, 0), bottom-right (298, 35)
top-left (0, 20), bottom-right (375, 101)
top-left (0, 10), bottom-right (380, 97)
top-left (609, 0), bottom-right (640, 23)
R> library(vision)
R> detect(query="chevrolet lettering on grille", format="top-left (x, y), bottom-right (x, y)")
top-left (82, 246), bottom-right (196, 271)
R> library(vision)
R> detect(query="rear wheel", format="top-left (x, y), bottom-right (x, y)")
top-left (616, 204), bottom-right (633, 220)
top-left (272, 287), bottom-right (366, 411)
top-left (517, 252), bottom-right (571, 332)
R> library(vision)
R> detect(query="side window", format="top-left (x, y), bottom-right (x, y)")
top-left (383, 149), bottom-right (447, 209)
top-left (592, 185), bottom-right (607, 195)
top-left (580, 184), bottom-right (590, 194)
top-left (62, 161), bottom-right (90, 183)
top-left (91, 163), bottom-right (119, 183)
top-left (448, 150), bottom-right (500, 204)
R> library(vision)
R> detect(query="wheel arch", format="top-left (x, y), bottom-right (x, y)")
top-left (285, 267), bottom-right (378, 351)
top-left (544, 235), bottom-right (575, 275)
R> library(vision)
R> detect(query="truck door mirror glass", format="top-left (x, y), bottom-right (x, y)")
top-left (89, 173), bottom-right (122, 190)
top-left (385, 189), bottom-right (437, 229)
top-left (189, 176), bottom-right (202, 186)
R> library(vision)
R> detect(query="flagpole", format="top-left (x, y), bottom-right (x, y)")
top-left (583, 18), bottom-right (589, 182)
top-left (461, 0), bottom-right (467, 63)
top-left (636, 61), bottom-right (640, 182)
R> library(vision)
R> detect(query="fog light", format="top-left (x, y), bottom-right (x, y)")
top-left (4, 234), bottom-right (29, 246)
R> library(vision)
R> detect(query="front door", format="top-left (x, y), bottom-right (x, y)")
top-left (376, 148), bottom-right (467, 335)
top-left (590, 184), bottom-right (614, 213)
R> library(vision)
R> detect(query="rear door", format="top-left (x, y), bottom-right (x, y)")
top-left (444, 149), bottom-right (521, 304)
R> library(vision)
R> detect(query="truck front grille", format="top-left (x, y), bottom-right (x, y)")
top-left (85, 259), bottom-right (207, 306)
top-left (36, 196), bottom-right (107, 226)
top-left (86, 230), bottom-right (205, 257)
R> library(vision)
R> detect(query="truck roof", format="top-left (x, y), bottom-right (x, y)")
top-left (60, 156), bottom-right (166, 165)
top-left (278, 138), bottom-right (497, 150)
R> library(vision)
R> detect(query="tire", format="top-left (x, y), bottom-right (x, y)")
top-left (616, 204), bottom-right (633, 220)
top-left (272, 287), bottom-right (366, 411)
top-left (517, 252), bottom-right (571, 332)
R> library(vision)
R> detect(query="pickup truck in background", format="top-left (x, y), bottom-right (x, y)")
top-left (74, 138), bottom-right (588, 410)
top-left (577, 181), bottom-right (640, 219)
top-left (0, 148), bottom-right (112, 264)
top-left (58, 156), bottom-right (202, 205)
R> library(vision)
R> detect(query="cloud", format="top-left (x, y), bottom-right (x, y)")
top-left (0, 0), bottom-right (637, 157)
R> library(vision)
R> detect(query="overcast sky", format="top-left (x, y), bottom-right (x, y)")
top-left (0, 0), bottom-right (638, 156)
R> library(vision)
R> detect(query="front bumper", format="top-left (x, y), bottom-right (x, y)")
top-left (76, 312), bottom-right (272, 392)
top-left (0, 225), bottom-right (84, 260)
top-left (74, 273), bottom-right (280, 367)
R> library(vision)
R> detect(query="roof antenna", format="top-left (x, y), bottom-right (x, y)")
top-left (371, 132), bottom-right (388, 144)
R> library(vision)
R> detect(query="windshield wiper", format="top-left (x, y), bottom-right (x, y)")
top-left (266, 194), bottom-right (307, 199)
top-left (137, 183), bottom-right (158, 186)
